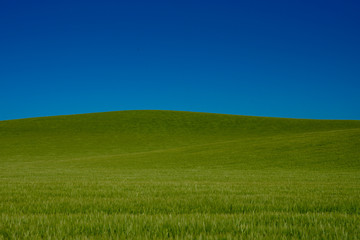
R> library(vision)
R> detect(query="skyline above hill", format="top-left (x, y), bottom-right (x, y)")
top-left (1, 0), bottom-right (360, 120)
top-left (2, 109), bottom-right (360, 122)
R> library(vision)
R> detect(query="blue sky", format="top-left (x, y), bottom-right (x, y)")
top-left (1, 0), bottom-right (359, 120)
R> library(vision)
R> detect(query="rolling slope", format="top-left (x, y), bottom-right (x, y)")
top-left (1, 110), bottom-right (360, 239)
top-left (1, 110), bottom-right (359, 170)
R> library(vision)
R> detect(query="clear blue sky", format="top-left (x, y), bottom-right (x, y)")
top-left (1, 0), bottom-right (359, 120)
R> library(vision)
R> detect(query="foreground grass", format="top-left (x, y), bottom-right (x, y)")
top-left (1, 169), bottom-right (359, 239)
top-left (1, 110), bottom-right (360, 239)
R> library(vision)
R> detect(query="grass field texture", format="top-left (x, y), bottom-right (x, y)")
top-left (1, 110), bottom-right (360, 239)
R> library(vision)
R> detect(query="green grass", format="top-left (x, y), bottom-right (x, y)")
top-left (1, 110), bottom-right (360, 239)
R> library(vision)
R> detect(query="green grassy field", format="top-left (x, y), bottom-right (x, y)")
top-left (1, 110), bottom-right (360, 239)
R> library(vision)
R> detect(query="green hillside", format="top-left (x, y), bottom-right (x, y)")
top-left (1, 110), bottom-right (360, 239)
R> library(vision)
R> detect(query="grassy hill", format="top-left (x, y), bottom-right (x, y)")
top-left (1, 110), bottom-right (360, 239)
